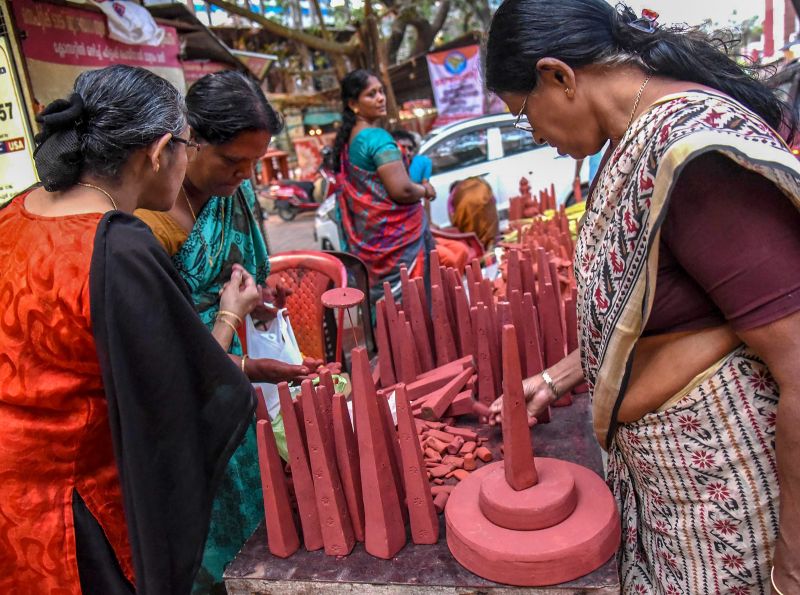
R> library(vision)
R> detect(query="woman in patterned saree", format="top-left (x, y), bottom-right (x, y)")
top-left (137, 71), bottom-right (319, 593)
top-left (485, 1), bottom-right (800, 593)
top-left (330, 70), bottom-right (436, 305)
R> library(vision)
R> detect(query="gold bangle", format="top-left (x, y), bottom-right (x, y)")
top-left (217, 317), bottom-right (238, 334)
top-left (241, 354), bottom-right (249, 374)
top-left (217, 310), bottom-right (243, 326)
top-left (772, 566), bottom-right (786, 595)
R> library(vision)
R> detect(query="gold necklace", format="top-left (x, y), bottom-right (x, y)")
top-left (76, 182), bottom-right (118, 210)
top-left (181, 185), bottom-right (226, 268)
top-left (625, 75), bottom-right (652, 131)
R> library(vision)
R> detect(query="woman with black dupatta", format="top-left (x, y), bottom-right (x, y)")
top-left (0, 65), bottom-right (257, 594)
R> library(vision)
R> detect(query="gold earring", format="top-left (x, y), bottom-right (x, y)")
top-left (155, 162), bottom-right (160, 173)
top-left (353, 108), bottom-right (360, 115)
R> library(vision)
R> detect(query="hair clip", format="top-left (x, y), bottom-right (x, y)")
top-left (628, 8), bottom-right (659, 33)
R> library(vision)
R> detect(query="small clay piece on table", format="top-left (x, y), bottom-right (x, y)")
top-left (406, 367), bottom-right (464, 402)
top-left (475, 446), bottom-right (493, 463)
top-left (460, 441), bottom-right (477, 455)
top-left (443, 426), bottom-right (478, 441)
top-left (332, 393), bottom-right (366, 542)
top-left (444, 390), bottom-right (476, 418)
top-left (416, 356), bottom-right (475, 381)
top-left (452, 469), bottom-right (470, 481)
top-left (430, 464), bottom-right (454, 478)
top-left (420, 368), bottom-right (473, 421)
top-left (463, 453), bottom-right (477, 471)
top-left (278, 382), bottom-right (323, 551)
top-left (350, 348), bottom-right (407, 559)
top-left (433, 491), bottom-right (450, 514)
top-left (395, 384), bottom-right (439, 545)
top-left (446, 436), bottom-right (465, 455)
top-left (301, 382), bottom-right (355, 556)
top-left (255, 419), bottom-right (300, 558)
top-left (425, 437), bottom-right (450, 454)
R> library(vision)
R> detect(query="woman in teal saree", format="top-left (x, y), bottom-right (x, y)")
top-left (138, 71), bottom-right (318, 594)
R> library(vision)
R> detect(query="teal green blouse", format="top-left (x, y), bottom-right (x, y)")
top-left (348, 127), bottom-right (402, 172)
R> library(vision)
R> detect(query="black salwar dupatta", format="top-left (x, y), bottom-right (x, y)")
top-left (90, 213), bottom-right (255, 594)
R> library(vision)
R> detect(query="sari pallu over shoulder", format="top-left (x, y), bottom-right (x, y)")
top-left (172, 180), bottom-right (269, 356)
top-left (575, 90), bottom-right (800, 449)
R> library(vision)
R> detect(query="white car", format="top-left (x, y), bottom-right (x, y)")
top-left (419, 112), bottom-right (589, 226)
top-left (315, 112), bottom-right (589, 247)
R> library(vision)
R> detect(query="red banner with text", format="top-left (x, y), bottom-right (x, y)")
top-left (11, 0), bottom-right (183, 107)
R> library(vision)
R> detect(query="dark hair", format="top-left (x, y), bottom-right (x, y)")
top-left (329, 69), bottom-right (381, 171)
top-left (391, 129), bottom-right (417, 148)
top-left (186, 71), bottom-right (283, 145)
top-left (486, 0), bottom-right (795, 140)
top-left (33, 65), bottom-right (186, 192)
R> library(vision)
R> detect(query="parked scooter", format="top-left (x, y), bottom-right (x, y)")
top-left (269, 148), bottom-right (336, 222)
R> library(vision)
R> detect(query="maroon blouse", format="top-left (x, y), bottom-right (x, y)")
top-left (643, 152), bottom-right (800, 335)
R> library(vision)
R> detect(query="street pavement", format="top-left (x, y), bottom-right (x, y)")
top-left (264, 211), bottom-right (318, 254)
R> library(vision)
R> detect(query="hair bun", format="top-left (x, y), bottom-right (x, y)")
top-left (36, 93), bottom-right (84, 131)
top-left (34, 93), bottom-right (85, 191)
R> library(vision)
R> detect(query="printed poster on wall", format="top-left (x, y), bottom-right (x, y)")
top-left (426, 45), bottom-right (484, 127)
top-left (11, 0), bottom-right (184, 107)
top-left (0, 36), bottom-right (37, 205)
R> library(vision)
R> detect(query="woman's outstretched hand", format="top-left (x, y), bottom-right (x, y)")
top-left (246, 356), bottom-right (324, 384)
top-left (487, 373), bottom-right (557, 427)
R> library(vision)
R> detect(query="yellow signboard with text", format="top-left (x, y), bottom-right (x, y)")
top-left (0, 36), bottom-right (37, 205)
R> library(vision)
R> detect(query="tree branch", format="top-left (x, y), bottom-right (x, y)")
top-left (204, 0), bottom-right (360, 55)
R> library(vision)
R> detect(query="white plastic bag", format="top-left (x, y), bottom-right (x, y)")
top-left (245, 309), bottom-right (302, 419)
top-left (92, 1), bottom-right (165, 46)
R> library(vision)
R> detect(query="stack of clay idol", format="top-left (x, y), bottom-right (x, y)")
top-left (255, 347), bottom-right (449, 560)
top-left (508, 178), bottom-right (558, 221)
top-left (376, 245), bottom-right (579, 428)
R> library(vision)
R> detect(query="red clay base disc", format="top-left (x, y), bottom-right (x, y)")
top-left (478, 460), bottom-right (577, 530)
top-left (322, 287), bottom-right (365, 309)
top-left (445, 458), bottom-right (620, 586)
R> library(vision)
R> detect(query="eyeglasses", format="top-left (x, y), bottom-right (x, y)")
top-left (171, 136), bottom-right (201, 162)
top-left (513, 91), bottom-right (534, 133)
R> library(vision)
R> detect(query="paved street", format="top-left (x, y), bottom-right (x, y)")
top-left (264, 211), bottom-right (318, 254)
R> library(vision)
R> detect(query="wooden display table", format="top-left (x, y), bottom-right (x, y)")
top-left (224, 393), bottom-right (619, 594)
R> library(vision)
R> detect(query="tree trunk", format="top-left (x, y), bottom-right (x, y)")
top-left (387, 0), bottom-right (451, 64)
top-left (473, 0), bottom-right (492, 29)
top-left (309, 0), bottom-right (348, 79)
top-left (364, 0), bottom-right (399, 122)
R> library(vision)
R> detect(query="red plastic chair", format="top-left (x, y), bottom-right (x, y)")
top-left (266, 251), bottom-right (347, 363)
